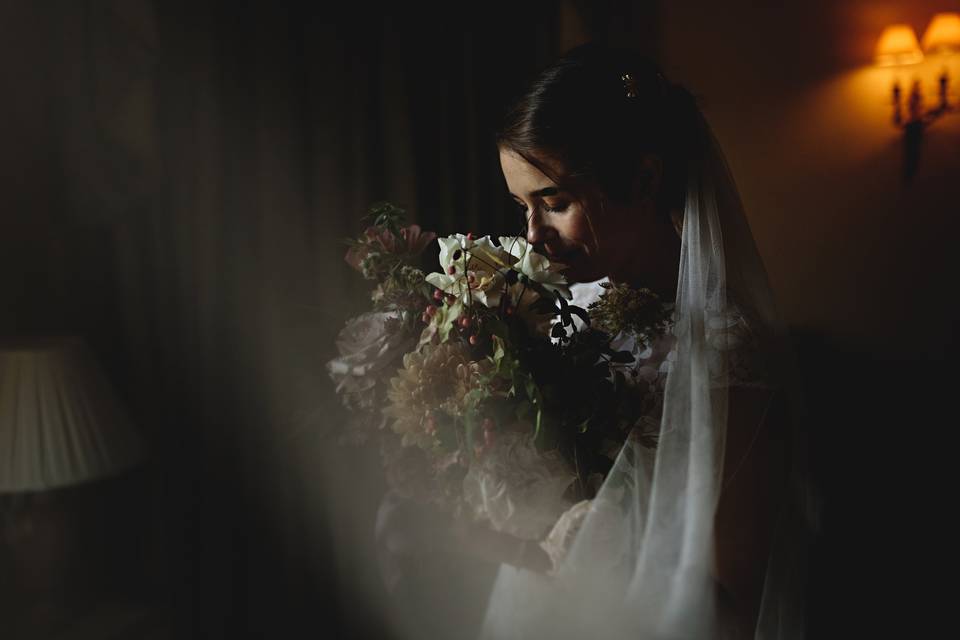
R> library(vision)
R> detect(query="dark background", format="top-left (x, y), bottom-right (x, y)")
top-left (1, 1), bottom-right (956, 638)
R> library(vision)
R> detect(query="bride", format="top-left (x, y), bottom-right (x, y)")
top-left (376, 42), bottom-right (818, 640)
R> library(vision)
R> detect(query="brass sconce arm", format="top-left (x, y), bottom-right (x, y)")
top-left (876, 15), bottom-right (960, 181)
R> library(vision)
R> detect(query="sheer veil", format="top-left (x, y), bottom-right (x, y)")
top-left (478, 97), bottom-right (819, 640)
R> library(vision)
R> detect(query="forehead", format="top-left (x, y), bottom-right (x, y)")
top-left (498, 149), bottom-right (558, 196)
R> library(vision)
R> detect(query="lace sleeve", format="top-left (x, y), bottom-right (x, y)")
top-left (538, 499), bottom-right (592, 575)
top-left (637, 297), bottom-right (774, 392)
top-left (705, 298), bottom-right (775, 389)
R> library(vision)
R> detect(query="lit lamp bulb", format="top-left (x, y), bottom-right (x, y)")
top-left (875, 24), bottom-right (924, 126)
top-left (921, 13), bottom-right (960, 112)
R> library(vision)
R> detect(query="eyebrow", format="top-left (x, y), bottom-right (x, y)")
top-left (510, 187), bottom-right (562, 200)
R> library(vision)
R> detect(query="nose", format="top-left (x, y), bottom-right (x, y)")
top-left (525, 210), bottom-right (554, 245)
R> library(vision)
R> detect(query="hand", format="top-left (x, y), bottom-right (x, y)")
top-left (447, 507), bottom-right (552, 574)
top-left (375, 491), bottom-right (552, 592)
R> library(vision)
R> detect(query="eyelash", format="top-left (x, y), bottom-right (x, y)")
top-left (514, 201), bottom-right (569, 215)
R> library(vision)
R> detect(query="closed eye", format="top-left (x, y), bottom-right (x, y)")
top-left (543, 202), bottom-right (569, 213)
top-left (512, 198), bottom-right (568, 215)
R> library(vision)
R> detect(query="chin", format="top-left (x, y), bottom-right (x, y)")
top-left (560, 262), bottom-right (605, 284)
top-left (541, 248), bottom-right (603, 283)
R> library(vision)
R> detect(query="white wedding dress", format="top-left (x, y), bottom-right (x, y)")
top-left (470, 111), bottom-right (817, 640)
top-left (467, 281), bottom-right (779, 632)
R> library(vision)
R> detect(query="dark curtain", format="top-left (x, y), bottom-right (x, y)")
top-left (0, 1), bottom-right (606, 637)
top-left (142, 4), bottom-right (567, 638)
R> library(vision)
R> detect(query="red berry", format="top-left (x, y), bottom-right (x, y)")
top-left (504, 305), bottom-right (514, 316)
top-left (447, 265), bottom-right (456, 275)
top-left (459, 316), bottom-right (471, 329)
top-left (446, 294), bottom-right (457, 305)
top-left (469, 335), bottom-right (478, 346)
top-left (466, 232), bottom-right (475, 241)
top-left (467, 273), bottom-right (476, 284)
top-left (425, 305), bottom-right (437, 317)
top-left (433, 289), bottom-right (444, 301)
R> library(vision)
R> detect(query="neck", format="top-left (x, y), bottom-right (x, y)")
top-left (608, 208), bottom-right (681, 302)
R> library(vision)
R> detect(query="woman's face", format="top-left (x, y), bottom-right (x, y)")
top-left (498, 148), bottom-right (606, 283)
top-left (499, 147), bottom-right (677, 289)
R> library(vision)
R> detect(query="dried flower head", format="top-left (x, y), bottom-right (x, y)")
top-left (588, 282), bottom-right (673, 350)
top-left (384, 342), bottom-right (492, 449)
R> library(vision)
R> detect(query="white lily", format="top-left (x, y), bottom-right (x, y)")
top-left (425, 234), bottom-right (513, 308)
top-left (497, 236), bottom-right (571, 300)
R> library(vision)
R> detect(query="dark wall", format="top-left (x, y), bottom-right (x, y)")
top-left (661, 1), bottom-right (958, 635)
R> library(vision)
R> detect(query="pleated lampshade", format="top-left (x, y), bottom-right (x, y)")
top-left (875, 24), bottom-right (924, 66)
top-left (0, 336), bottom-right (143, 493)
top-left (922, 13), bottom-right (960, 54)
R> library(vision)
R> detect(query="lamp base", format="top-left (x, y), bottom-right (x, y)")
top-left (1, 485), bottom-right (113, 639)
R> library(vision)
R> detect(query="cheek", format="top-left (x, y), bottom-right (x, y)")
top-left (559, 209), bottom-right (595, 249)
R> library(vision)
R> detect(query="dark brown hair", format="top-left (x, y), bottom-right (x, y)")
top-left (497, 42), bottom-right (704, 215)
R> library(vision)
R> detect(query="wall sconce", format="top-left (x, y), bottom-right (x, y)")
top-left (876, 14), bottom-right (960, 181)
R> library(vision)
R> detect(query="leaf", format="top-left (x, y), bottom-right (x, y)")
top-left (492, 335), bottom-right (506, 366)
top-left (551, 322), bottom-right (566, 339)
top-left (569, 305), bottom-right (591, 327)
top-left (524, 377), bottom-right (539, 401)
top-left (434, 300), bottom-right (463, 342)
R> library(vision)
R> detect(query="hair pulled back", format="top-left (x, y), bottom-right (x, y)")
top-left (497, 42), bottom-right (705, 215)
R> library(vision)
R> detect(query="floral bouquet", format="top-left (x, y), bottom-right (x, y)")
top-left (328, 202), bottom-right (670, 535)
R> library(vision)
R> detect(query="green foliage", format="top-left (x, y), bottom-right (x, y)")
top-left (344, 202), bottom-right (435, 318)
top-left (588, 281), bottom-right (672, 351)
top-left (366, 201), bottom-right (408, 237)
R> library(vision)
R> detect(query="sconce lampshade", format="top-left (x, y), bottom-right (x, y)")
top-left (0, 337), bottom-right (143, 493)
top-left (875, 24), bottom-right (925, 66)
top-left (922, 13), bottom-right (960, 53)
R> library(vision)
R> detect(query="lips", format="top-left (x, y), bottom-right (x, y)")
top-left (549, 250), bottom-right (578, 264)
top-left (535, 242), bottom-right (573, 261)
